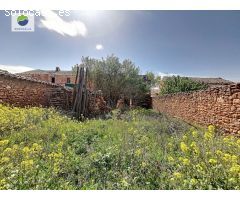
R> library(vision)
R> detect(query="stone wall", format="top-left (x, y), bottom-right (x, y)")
top-left (0, 71), bottom-right (72, 110)
top-left (88, 93), bottom-right (111, 116)
top-left (152, 84), bottom-right (240, 134)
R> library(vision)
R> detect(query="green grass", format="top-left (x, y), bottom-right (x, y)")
top-left (0, 104), bottom-right (239, 189)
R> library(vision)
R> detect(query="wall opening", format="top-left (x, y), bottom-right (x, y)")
top-left (51, 77), bottom-right (55, 83)
top-left (67, 77), bottom-right (71, 83)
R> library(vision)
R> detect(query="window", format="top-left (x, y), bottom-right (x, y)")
top-left (67, 77), bottom-right (71, 83)
top-left (51, 77), bottom-right (55, 83)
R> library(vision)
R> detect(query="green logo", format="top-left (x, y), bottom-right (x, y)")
top-left (17, 15), bottom-right (29, 26)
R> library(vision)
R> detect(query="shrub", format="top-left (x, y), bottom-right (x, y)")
top-left (160, 76), bottom-right (208, 95)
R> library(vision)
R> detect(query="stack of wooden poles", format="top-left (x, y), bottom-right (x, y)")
top-left (72, 65), bottom-right (89, 120)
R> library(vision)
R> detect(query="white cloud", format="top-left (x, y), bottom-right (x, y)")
top-left (158, 72), bottom-right (180, 78)
top-left (96, 44), bottom-right (104, 50)
top-left (0, 65), bottom-right (34, 74)
top-left (39, 10), bottom-right (87, 37)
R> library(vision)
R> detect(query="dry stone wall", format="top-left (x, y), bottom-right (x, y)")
top-left (152, 84), bottom-right (240, 134)
top-left (0, 71), bottom-right (72, 110)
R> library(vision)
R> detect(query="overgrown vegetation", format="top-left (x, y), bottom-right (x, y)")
top-left (0, 104), bottom-right (239, 189)
top-left (73, 55), bottom-right (150, 107)
top-left (160, 76), bottom-right (208, 95)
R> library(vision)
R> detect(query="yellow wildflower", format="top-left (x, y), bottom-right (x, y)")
top-left (190, 142), bottom-right (200, 155)
top-left (192, 130), bottom-right (198, 138)
top-left (167, 156), bottom-right (174, 162)
top-left (228, 178), bottom-right (236, 183)
top-left (204, 131), bottom-right (213, 140)
top-left (182, 158), bottom-right (190, 166)
top-left (141, 162), bottom-right (147, 167)
top-left (203, 125), bottom-right (215, 140)
top-left (0, 179), bottom-right (7, 190)
top-left (173, 172), bottom-right (182, 179)
top-left (206, 151), bottom-right (212, 156)
top-left (208, 125), bottom-right (215, 133)
top-left (196, 164), bottom-right (204, 172)
top-left (2, 148), bottom-right (13, 156)
top-left (121, 179), bottom-right (130, 187)
top-left (237, 139), bottom-right (240, 146)
top-left (12, 144), bottom-right (19, 151)
top-left (135, 149), bottom-right (142, 157)
top-left (167, 142), bottom-right (173, 148)
top-left (31, 143), bottom-right (42, 152)
top-left (21, 159), bottom-right (34, 170)
top-left (229, 164), bottom-right (240, 175)
top-left (223, 137), bottom-right (230, 143)
top-left (22, 147), bottom-right (30, 155)
top-left (180, 142), bottom-right (189, 153)
top-left (231, 155), bottom-right (238, 163)
top-left (0, 140), bottom-right (9, 147)
top-left (53, 163), bottom-right (60, 173)
top-left (0, 157), bottom-right (10, 164)
top-left (223, 153), bottom-right (232, 162)
top-left (183, 179), bottom-right (190, 186)
top-left (57, 141), bottom-right (64, 151)
top-left (190, 178), bottom-right (197, 185)
top-left (216, 150), bottom-right (222, 156)
top-left (178, 157), bottom-right (184, 161)
top-left (209, 158), bottom-right (217, 165)
top-left (190, 141), bottom-right (196, 148)
top-left (182, 135), bottom-right (187, 141)
top-left (48, 152), bottom-right (63, 160)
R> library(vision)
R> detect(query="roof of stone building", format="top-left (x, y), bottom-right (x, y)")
top-left (19, 69), bottom-right (73, 75)
top-left (188, 77), bottom-right (234, 85)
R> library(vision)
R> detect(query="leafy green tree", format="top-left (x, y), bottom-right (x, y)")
top-left (145, 71), bottom-right (155, 86)
top-left (160, 76), bottom-right (208, 95)
top-left (145, 72), bottom-right (162, 89)
top-left (74, 55), bottom-right (149, 107)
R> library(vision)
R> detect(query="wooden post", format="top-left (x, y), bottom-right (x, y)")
top-left (81, 67), bottom-right (88, 116)
top-left (72, 65), bottom-right (80, 113)
top-left (76, 67), bottom-right (85, 119)
top-left (130, 98), bottom-right (132, 108)
top-left (73, 67), bottom-right (82, 117)
top-left (72, 66), bottom-right (90, 120)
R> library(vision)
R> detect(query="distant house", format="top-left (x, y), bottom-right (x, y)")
top-left (161, 76), bottom-right (234, 88)
top-left (18, 67), bottom-right (75, 86)
top-left (187, 77), bottom-right (234, 88)
top-left (0, 69), bottom-right (8, 73)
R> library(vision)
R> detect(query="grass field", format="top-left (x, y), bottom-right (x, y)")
top-left (0, 104), bottom-right (239, 189)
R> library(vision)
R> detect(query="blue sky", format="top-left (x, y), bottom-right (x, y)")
top-left (0, 10), bottom-right (239, 81)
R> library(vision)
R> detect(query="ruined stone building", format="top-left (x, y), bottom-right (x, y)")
top-left (160, 76), bottom-right (234, 88)
top-left (18, 67), bottom-right (75, 86)
top-left (187, 77), bottom-right (234, 88)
